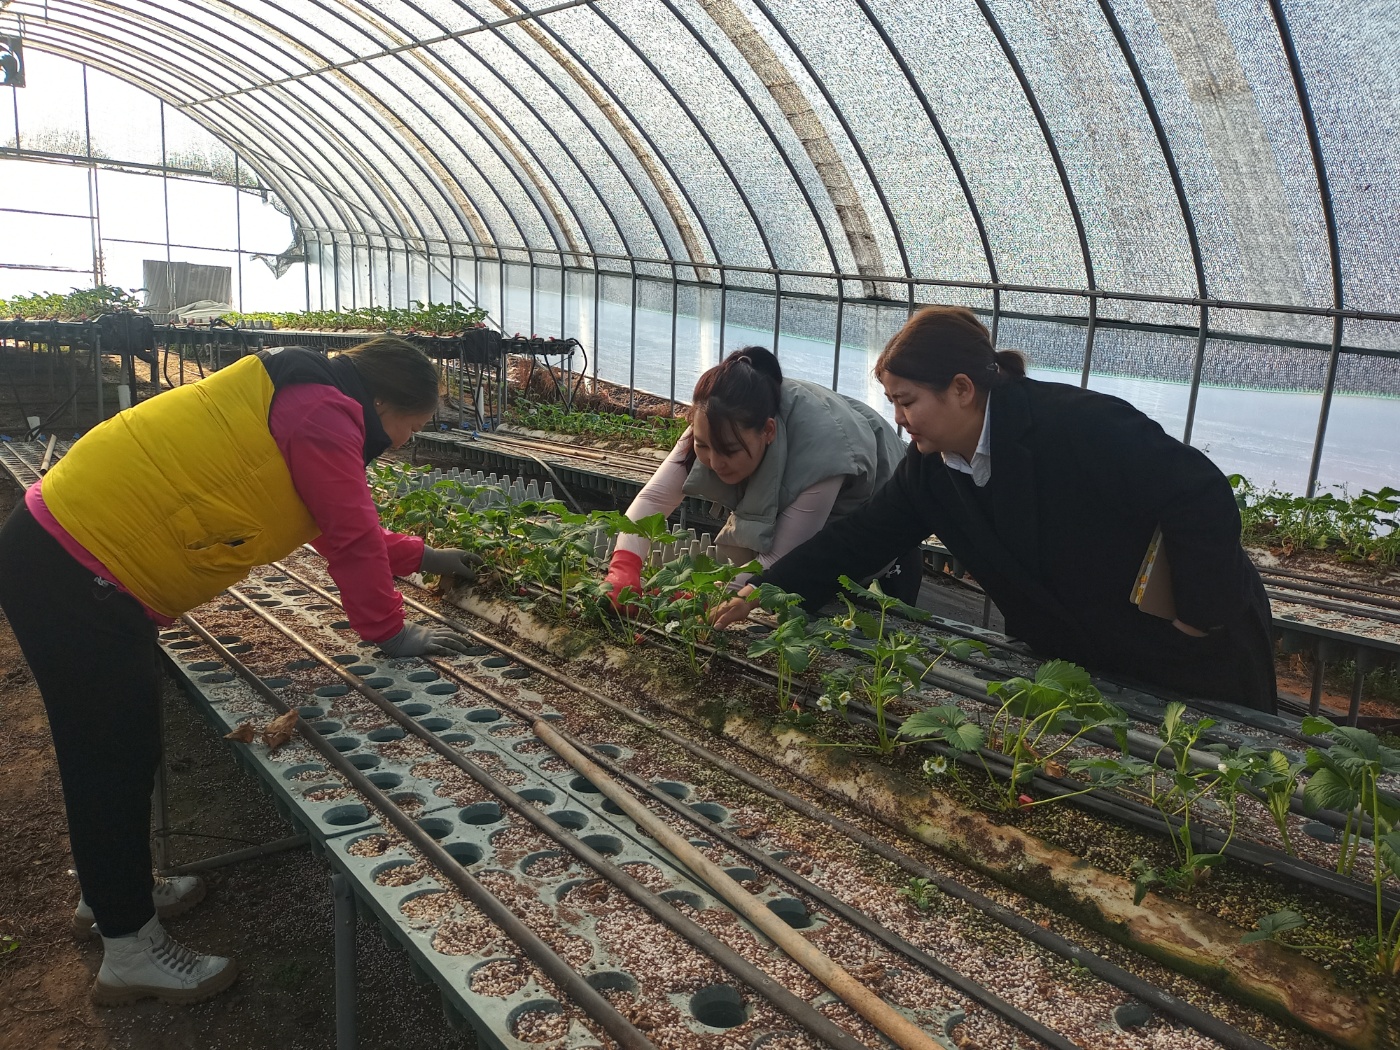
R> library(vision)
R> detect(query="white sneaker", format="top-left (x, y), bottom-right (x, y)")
top-left (73, 876), bottom-right (207, 940)
top-left (92, 914), bottom-right (239, 1006)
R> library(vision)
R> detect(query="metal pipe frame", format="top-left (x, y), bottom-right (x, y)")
top-left (5, 0), bottom-right (1393, 489)
top-left (1095, 1), bottom-right (1211, 444)
top-left (1267, 0), bottom-right (1348, 498)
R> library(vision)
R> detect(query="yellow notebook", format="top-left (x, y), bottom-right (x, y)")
top-left (1131, 526), bottom-right (1176, 621)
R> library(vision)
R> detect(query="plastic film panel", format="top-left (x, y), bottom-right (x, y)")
top-left (865, 0), bottom-right (1085, 291)
top-left (1108, 0), bottom-right (1319, 331)
top-left (988, 0), bottom-right (1198, 314)
top-left (609, 0), bottom-right (835, 275)
top-left (1278, 0), bottom-right (1399, 317)
top-left (417, 42), bottom-right (633, 259)
top-left (545, 3), bottom-right (768, 268)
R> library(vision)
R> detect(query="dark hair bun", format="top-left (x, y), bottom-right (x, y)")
top-left (728, 345), bottom-right (782, 386)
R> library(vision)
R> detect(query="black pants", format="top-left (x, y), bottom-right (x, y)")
top-left (0, 503), bottom-right (162, 937)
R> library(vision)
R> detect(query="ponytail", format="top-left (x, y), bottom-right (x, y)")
top-left (691, 345), bottom-right (782, 454)
top-left (875, 306), bottom-right (1025, 394)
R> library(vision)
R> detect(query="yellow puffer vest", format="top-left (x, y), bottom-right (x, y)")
top-left (42, 355), bottom-right (319, 617)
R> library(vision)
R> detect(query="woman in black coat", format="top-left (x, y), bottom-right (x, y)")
top-left (713, 306), bottom-right (1277, 713)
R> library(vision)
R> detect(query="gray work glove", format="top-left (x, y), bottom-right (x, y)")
top-left (377, 621), bottom-right (470, 658)
top-left (419, 546), bottom-right (484, 582)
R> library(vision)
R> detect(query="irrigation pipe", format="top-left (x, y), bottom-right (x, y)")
top-left (292, 571), bottom-right (1278, 1050)
top-left (226, 585), bottom-right (874, 1050)
top-left (535, 722), bottom-right (945, 1050)
top-left (179, 609), bottom-right (659, 1050)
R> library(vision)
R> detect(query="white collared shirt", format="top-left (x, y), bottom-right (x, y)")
top-left (941, 403), bottom-right (992, 487)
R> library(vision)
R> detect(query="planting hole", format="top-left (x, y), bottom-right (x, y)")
top-left (569, 776), bottom-right (599, 794)
top-left (725, 867), bottom-right (758, 885)
top-left (310, 721), bottom-right (341, 735)
top-left (502, 668), bottom-right (531, 680)
top-left (330, 621), bottom-right (351, 630)
top-left (689, 802), bottom-right (728, 824)
top-left (418, 717), bottom-right (452, 731)
top-left (654, 781), bottom-right (690, 799)
top-left (368, 727), bottom-right (405, 742)
top-left (323, 804), bottom-right (368, 827)
top-left (315, 684), bottom-right (349, 698)
top-left (188, 661), bottom-right (221, 672)
top-left (461, 802), bottom-right (502, 825)
top-left (601, 798), bottom-right (624, 816)
top-left (466, 708), bottom-right (501, 723)
top-left (482, 656), bottom-right (511, 668)
top-left (348, 753), bottom-right (380, 770)
top-left (407, 671), bottom-right (439, 683)
top-left (166, 640), bottom-right (200, 650)
top-left (331, 654), bottom-right (358, 665)
top-left (363, 677), bottom-right (393, 688)
top-left (327, 736), bottom-right (360, 753)
top-left (296, 706), bottom-right (324, 719)
top-left (441, 732), bottom-right (474, 745)
top-left (215, 634), bottom-right (241, 644)
top-left (690, 985), bottom-right (746, 1029)
top-left (284, 763), bottom-right (324, 781)
top-left (444, 842), bottom-right (482, 866)
top-left (348, 664), bottom-right (377, 675)
top-left (198, 673), bottom-right (234, 684)
top-left (593, 743), bottom-right (623, 758)
top-left (509, 1000), bottom-right (567, 1043)
top-left (286, 659), bottom-right (318, 671)
top-left (581, 834), bottom-right (622, 857)
top-left (367, 772), bottom-right (402, 789)
top-left (417, 817), bottom-right (453, 840)
top-left (1113, 1002), bottom-right (1155, 1030)
top-left (226, 643), bottom-right (253, 654)
top-left (383, 689), bottom-right (413, 702)
top-left (548, 810), bottom-right (588, 831)
top-left (425, 683), bottom-right (458, 696)
top-left (398, 703), bottom-right (431, 716)
top-left (1302, 822), bottom-right (1337, 843)
top-left (462, 646), bottom-right (492, 657)
top-left (518, 787), bottom-right (556, 806)
top-left (662, 889), bottom-right (704, 911)
top-left (766, 898), bottom-right (812, 929)
top-left (261, 677), bottom-right (292, 689)
top-left (584, 971), bottom-right (636, 996)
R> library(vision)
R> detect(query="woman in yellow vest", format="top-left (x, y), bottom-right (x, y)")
top-left (0, 337), bottom-right (473, 1005)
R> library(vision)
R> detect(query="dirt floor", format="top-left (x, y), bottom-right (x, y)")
top-left (0, 478), bottom-right (473, 1050)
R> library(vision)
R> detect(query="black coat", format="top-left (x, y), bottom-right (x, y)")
top-left (759, 377), bottom-right (1277, 712)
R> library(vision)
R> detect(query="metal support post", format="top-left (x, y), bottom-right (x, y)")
top-left (152, 692), bottom-right (171, 871)
top-left (332, 872), bottom-right (358, 1050)
top-left (1309, 644), bottom-right (1327, 716)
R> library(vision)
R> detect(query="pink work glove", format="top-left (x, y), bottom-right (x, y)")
top-left (604, 549), bottom-right (644, 611)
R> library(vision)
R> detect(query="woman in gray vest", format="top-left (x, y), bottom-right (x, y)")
top-left (604, 346), bottom-right (916, 606)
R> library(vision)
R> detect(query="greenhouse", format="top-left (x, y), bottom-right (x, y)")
top-left (0, 2), bottom-right (1398, 1049)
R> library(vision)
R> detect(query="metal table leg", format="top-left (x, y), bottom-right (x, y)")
top-left (333, 872), bottom-right (358, 1050)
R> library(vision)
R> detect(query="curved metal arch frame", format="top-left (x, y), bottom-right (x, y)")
top-left (18, 11), bottom-right (354, 238)
top-left (80, 0), bottom-right (452, 247)
top-left (1095, 0), bottom-right (1211, 444)
top-left (22, 24), bottom-right (364, 243)
top-left (582, 3), bottom-right (779, 274)
top-left (1267, 0), bottom-right (1347, 498)
top-left (744, 0), bottom-right (914, 291)
top-left (406, 0), bottom-right (707, 269)
top-left (500, 10), bottom-right (726, 277)
top-left (211, 0), bottom-right (535, 253)
top-left (657, 0), bottom-right (841, 276)
top-left (971, 0), bottom-right (1099, 370)
top-left (289, 0), bottom-right (579, 258)
top-left (848, 0), bottom-right (1001, 336)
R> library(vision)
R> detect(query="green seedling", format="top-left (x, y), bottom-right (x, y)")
top-left (897, 877), bottom-right (940, 912)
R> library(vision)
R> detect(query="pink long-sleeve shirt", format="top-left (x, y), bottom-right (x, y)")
top-left (27, 382), bottom-right (422, 641)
